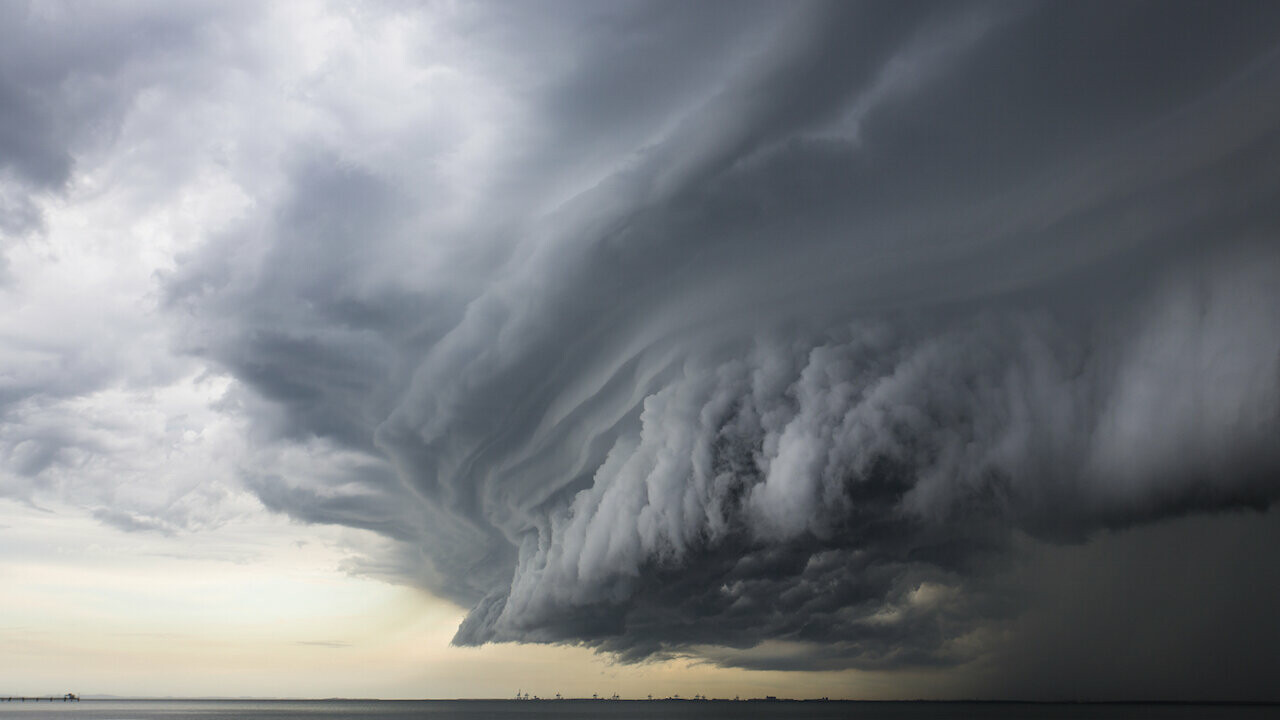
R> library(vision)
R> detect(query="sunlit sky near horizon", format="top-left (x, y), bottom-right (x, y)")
top-left (1, 500), bottom-right (969, 700)
top-left (2, 0), bottom-right (1279, 702)
top-left (2, 499), bottom-right (878, 700)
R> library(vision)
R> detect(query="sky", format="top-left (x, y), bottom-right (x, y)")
top-left (2, 0), bottom-right (1279, 702)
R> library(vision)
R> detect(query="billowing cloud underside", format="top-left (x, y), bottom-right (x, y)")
top-left (6, 0), bottom-right (1280, 674)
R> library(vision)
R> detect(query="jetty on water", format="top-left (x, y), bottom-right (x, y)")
top-left (2, 693), bottom-right (80, 702)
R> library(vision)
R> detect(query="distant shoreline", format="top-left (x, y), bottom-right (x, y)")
top-left (63, 697), bottom-right (1280, 705)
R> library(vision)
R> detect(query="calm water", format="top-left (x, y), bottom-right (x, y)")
top-left (0, 700), bottom-right (1274, 720)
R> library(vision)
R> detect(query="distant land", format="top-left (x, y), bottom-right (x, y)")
top-left (54, 696), bottom-right (1280, 704)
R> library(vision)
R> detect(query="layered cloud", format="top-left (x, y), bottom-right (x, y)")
top-left (3, 0), bottom-right (1280, 684)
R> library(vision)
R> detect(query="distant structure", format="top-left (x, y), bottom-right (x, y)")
top-left (2, 694), bottom-right (79, 702)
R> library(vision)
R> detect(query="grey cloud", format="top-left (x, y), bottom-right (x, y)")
top-left (92, 507), bottom-right (178, 536)
top-left (0, 68), bottom-right (71, 190)
top-left (0, 1), bottom-right (243, 222)
top-left (447, 248), bottom-right (1278, 667)
top-left (245, 470), bottom-right (416, 545)
top-left (1, 1), bottom-right (261, 507)
top-left (0, 186), bottom-right (43, 242)
top-left (166, 153), bottom-right (463, 452)
top-left (973, 507), bottom-right (1280, 702)
top-left (0, 420), bottom-right (107, 501)
top-left (157, 0), bottom-right (1280, 691)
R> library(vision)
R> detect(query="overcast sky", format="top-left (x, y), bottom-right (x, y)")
top-left (2, 0), bottom-right (1279, 701)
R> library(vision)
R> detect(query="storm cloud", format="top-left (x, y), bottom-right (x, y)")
top-left (168, 0), bottom-right (1280, 667)
top-left (5, 0), bottom-right (1280, 694)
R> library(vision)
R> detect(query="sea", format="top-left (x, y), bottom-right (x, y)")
top-left (0, 700), bottom-right (1274, 720)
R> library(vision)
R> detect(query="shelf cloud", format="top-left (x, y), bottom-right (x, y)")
top-left (4, 0), bottom-right (1279, 691)
top-left (166, 0), bottom-right (1280, 668)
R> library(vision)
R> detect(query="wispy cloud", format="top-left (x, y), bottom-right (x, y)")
top-left (294, 640), bottom-right (352, 649)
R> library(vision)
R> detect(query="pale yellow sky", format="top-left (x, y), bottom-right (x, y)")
top-left (0, 498), bottom-right (964, 700)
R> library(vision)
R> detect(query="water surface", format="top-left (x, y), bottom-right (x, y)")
top-left (0, 700), bottom-right (1273, 720)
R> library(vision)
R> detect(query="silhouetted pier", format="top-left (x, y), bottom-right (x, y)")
top-left (2, 693), bottom-right (79, 702)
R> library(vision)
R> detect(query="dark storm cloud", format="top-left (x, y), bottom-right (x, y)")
top-left (168, 155), bottom-right (416, 450)
top-left (973, 508), bottom-right (1280, 702)
top-left (162, 0), bottom-right (1280, 686)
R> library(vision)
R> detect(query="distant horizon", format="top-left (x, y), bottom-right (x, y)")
top-left (34, 696), bottom-right (1280, 705)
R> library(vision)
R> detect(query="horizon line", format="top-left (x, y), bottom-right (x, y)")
top-left (46, 696), bottom-right (1280, 705)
